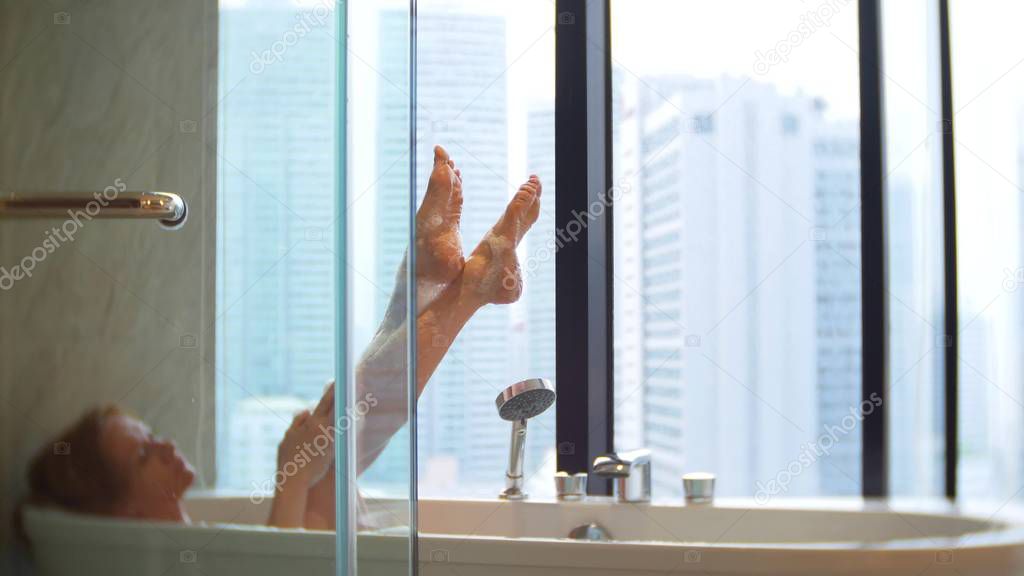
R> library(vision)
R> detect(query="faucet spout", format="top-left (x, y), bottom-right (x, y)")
top-left (592, 448), bottom-right (652, 503)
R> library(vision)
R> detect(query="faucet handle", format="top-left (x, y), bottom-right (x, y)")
top-left (555, 471), bottom-right (588, 501)
top-left (682, 472), bottom-right (715, 504)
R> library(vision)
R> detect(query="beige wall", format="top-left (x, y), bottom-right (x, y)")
top-left (0, 0), bottom-right (218, 551)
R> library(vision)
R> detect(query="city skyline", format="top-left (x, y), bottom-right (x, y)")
top-left (214, 2), bottom-right (1023, 503)
top-left (215, 2), bottom-right (880, 499)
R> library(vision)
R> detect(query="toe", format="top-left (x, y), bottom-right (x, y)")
top-left (434, 145), bottom-right (449, 165)
top-left (292, 410), bottom-right (312, 427)
top-left (525, 177), bottom-right (541, 224)
top-left (510, 185), bottom-right (536, 213)
top-left (493, 183), bottom-right (538, 239)
top-left (450, 188), bottom-right (464, 216)
top-left (450, 169), bottom-right (462, 195)
top-left (515, 181), bottom-right (539, 205)
top-left (522, 180), bottom-right (542, 205)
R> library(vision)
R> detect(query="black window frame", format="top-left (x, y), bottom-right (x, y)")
top-left (554, 0), bottom-right (614, 496)
top-left (553, 0), bottom-right (961, 500)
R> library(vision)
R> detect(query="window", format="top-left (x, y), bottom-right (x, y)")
top-left (210, 0), bottom-right (1017, 505)
top-left (882, 0), bottom-right (945, 498)
top-left (214, 0), bottom-right (557, 499)
top-left (413, 0), bottom-right (556, 499)
top-left (611, 0), bottom-right (862, 500)
top-left (216, 0), bottom-right (338, 491)
top-left (951, 0), bottom-right (1024, 502)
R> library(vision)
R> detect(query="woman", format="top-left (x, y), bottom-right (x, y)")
top-left (21, 145), bottom-right (542, 529)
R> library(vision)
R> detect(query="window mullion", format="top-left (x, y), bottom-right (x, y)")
top-left (939, 0), bottom-right (959, 501)
top-left (858, 0), bottom-right (890, 498)
top-left (555, 0), bottom-right (614, 495)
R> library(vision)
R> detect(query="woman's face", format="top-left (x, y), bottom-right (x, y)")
top-left (98, 414), bottom-right (195, 519)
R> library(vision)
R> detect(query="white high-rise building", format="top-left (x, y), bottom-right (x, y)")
top-left (613, 69), bottom-right (646, 452)
top-left (813, 119), bottom-right (863, 496)
top-left (614, 73), bottom-right (861, 498)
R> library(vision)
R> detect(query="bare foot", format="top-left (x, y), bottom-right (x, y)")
top-left (416, 146), bottom-right (464, 289)
top-left (462, 175), bottom-right (541, 305)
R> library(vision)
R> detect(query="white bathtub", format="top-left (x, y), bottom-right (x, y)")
top-left (24, 494), bottom-right (1024, 575)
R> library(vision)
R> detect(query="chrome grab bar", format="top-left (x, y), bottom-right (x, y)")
top-left (0, 191), bottom-right (188, 230)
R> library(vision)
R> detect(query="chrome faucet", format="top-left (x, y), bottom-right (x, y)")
top-left (592, 448), bottom-right (652, 503)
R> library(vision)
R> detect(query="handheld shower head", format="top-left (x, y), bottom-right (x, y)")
top-left (495, 378), bottom-right (555, 421)
top-left (495, 378), bottom-right (555, 501)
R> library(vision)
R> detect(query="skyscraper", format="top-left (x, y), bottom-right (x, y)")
top-left (613, 73), bottom-right (861, 498)
top-left (813, 119), bottom-right (863, 495)
top-left (217, 2), bottom-right (337, 489)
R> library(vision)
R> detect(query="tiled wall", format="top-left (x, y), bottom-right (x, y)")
top-left (0, 0), bottom-right (218, 551)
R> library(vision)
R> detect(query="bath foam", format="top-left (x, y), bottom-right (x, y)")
top-left (415, 217), bottom-right (462, 283)
top-left (478, 232), bottom-right (516, 295)
top-left (419, 212), bottom-right (444, 232)
top-left (417, 280), bottom-right (443, 313)
top-left (354, 321), bottom-right (411, 476)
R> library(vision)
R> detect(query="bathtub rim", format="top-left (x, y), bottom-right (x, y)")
top-left (25, 493), bottom-right (1024, 552)
top-left (23, 494), bottom-right (1024, 574)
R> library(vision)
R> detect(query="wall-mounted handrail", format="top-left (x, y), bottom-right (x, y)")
top-left (0, 191), bottom-right (187, 230)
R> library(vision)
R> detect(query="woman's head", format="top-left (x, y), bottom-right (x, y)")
top-left (26, 405), bottom-right (195, 522)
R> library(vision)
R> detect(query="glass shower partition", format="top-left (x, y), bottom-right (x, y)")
top-left (0, 0), bottom-right (416, 573)
top-left (343, 0), bottom-right (417, 574)
top-left (217, 0), bottom-right (417, 571)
